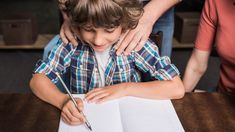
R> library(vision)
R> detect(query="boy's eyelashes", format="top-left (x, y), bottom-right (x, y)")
top-left (105, 28), bottom-right (115, 33)
top-left (81, 27), bottom-right (116, 33)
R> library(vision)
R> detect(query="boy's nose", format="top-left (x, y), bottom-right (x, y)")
top-left (92, 34), bottom-right (105, 46)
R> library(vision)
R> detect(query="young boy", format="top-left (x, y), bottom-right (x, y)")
top-left (30, 0), bottom-right (184, 126)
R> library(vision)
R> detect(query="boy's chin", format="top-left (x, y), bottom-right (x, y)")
top-left (93, 48), bottom-right (106, 52)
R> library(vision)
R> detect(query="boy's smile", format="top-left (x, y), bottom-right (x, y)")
top-left (79, 26), bottom-right (123, 52)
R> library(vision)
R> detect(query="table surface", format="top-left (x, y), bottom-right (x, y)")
top-left (0, 93), bottom-right (234, 132)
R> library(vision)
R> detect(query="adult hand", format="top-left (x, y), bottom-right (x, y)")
top-left (85, 83), bottom-right (128, 104)
top-left (61, 98), bottom-right (85, 125)
top-left (60, 19), bottom-right (78, 46)
top-left (115, 19), bottom-right (153, 55)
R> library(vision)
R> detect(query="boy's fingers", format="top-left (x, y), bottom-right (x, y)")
top-left (97, 95), bottom-right (113, 104)
top-left (68, 101), bottom-right (85, 122)
top-left (90, 92), bottom-right (110, 103)
top-left (134, 36), bottom-right (148, 51)
top-left (62, 111), bottom-right (84, 125)
top-left (63, 107), bottom-right (76, 122)
top-left (85, 88), bottom-right (103, 101)
top-left (61, 112), bottom-right (70, 124)
top-left (76, 99), bottom-right (84, 111)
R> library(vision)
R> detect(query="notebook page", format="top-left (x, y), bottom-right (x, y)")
top-left (118, 97), bottom-right (184, 132)
top-left (58, 94), bottom-right (123, 132)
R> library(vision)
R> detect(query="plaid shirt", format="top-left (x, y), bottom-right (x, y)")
top-left (34, 38), bottom-right (180, 94)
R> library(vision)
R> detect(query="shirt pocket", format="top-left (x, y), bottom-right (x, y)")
top-left (113, 57), bottom-right (135, 83)
top-left (70, 58), bottom-right (93, 91)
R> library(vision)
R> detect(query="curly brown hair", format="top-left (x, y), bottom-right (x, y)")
top-left (62, 0), bottom-right (143, 31)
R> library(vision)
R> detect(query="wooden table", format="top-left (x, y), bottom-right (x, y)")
top-left (0, 93), bottom-right (234, 132)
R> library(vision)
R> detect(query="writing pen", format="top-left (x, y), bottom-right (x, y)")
top-left (55, 72), bottom-right (92, 131)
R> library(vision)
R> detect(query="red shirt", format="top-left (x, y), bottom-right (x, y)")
top-left (195, 0), bottom-right (235, 92)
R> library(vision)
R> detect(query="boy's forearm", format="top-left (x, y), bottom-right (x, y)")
top-left (124, 76), bottom-right (185, 100)
top-left (30, 74), bottom-right (68, 110)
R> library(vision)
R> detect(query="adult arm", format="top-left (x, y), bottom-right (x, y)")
top-left (183, 49), bottom-right (210, 92)
top-left (183, 0), bottom-right (217, 92)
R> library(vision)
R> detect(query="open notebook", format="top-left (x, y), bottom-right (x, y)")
top-left (58, 95), bottom-right (184, 132)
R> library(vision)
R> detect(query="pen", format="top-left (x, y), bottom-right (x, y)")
top-left (55, 72), bottom-right (92, 131)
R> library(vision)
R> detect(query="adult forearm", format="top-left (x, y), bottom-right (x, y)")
top-left (142, 0), bottom-right (180, 25)
top-left (125, 76), bottom-right (184, 100)
top-left (183, 49), bottom-right (209, 92)
top-left (30, 74), bottom-right (68, 109)
top-left (183, 66), bottom-right (205, 92)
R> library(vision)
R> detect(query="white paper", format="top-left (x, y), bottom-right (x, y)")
top-left (58, 95), bottom-right (184, 132)
top-left (118, 97), bottom-right (184, 132)
top-left (58, 95), bottom-right (123, 132)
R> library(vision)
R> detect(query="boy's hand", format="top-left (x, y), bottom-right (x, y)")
top-left (85, 84), bottom-right (128, 104)
top-left (61, 98), bottom-right (85, 125)
top-left (60, 20), bottom-right (78, 46)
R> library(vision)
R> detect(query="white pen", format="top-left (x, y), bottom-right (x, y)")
top-left (55, 72), bottom-right (92, 131)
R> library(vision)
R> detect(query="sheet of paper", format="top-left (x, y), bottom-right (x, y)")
top-left (58, 95), bottom-right (184, 132)
top-left (118, 97), bottom-right (184, 132)
top-left (58, 95), bottom-right (123, 132)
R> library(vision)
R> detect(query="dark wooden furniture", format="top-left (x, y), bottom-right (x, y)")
top-left (0, 94), bottom-right (60, 132)
top-left (0, 93), bottom-right (234, 132)
top-left (173, 93), bottom-right (235, 132)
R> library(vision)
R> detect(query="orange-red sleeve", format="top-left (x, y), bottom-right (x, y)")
top-left (194, 0), bottom-right (218, 51)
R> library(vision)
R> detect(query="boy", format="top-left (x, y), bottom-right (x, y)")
top-left (30, 0), bottom-right (184, 126)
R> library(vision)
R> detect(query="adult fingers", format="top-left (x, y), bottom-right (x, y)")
top-left (60, 23), bottom-right (68, 44)
top-left (116, 30), bottom-right (135, 55)
top-left (64, 27), bottom-right (78, 46)
top-left (123, 32), bottom-right (142, 55)
top-left (134, 33), bottom-right (149, 51)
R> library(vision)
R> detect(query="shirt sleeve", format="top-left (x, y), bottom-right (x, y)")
top-left (133, 40), bottom-right (180, 80)
top-left (195, 0), bottom-right (217, 51)
top-left (34, 38), bottom-right (76, 83)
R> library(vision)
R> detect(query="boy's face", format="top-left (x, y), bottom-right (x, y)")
top-left (79, 25), bottom-right (122, 52)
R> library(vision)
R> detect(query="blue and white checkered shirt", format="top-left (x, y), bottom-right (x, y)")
top-left (34, 38), bottom-right (180, 94)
